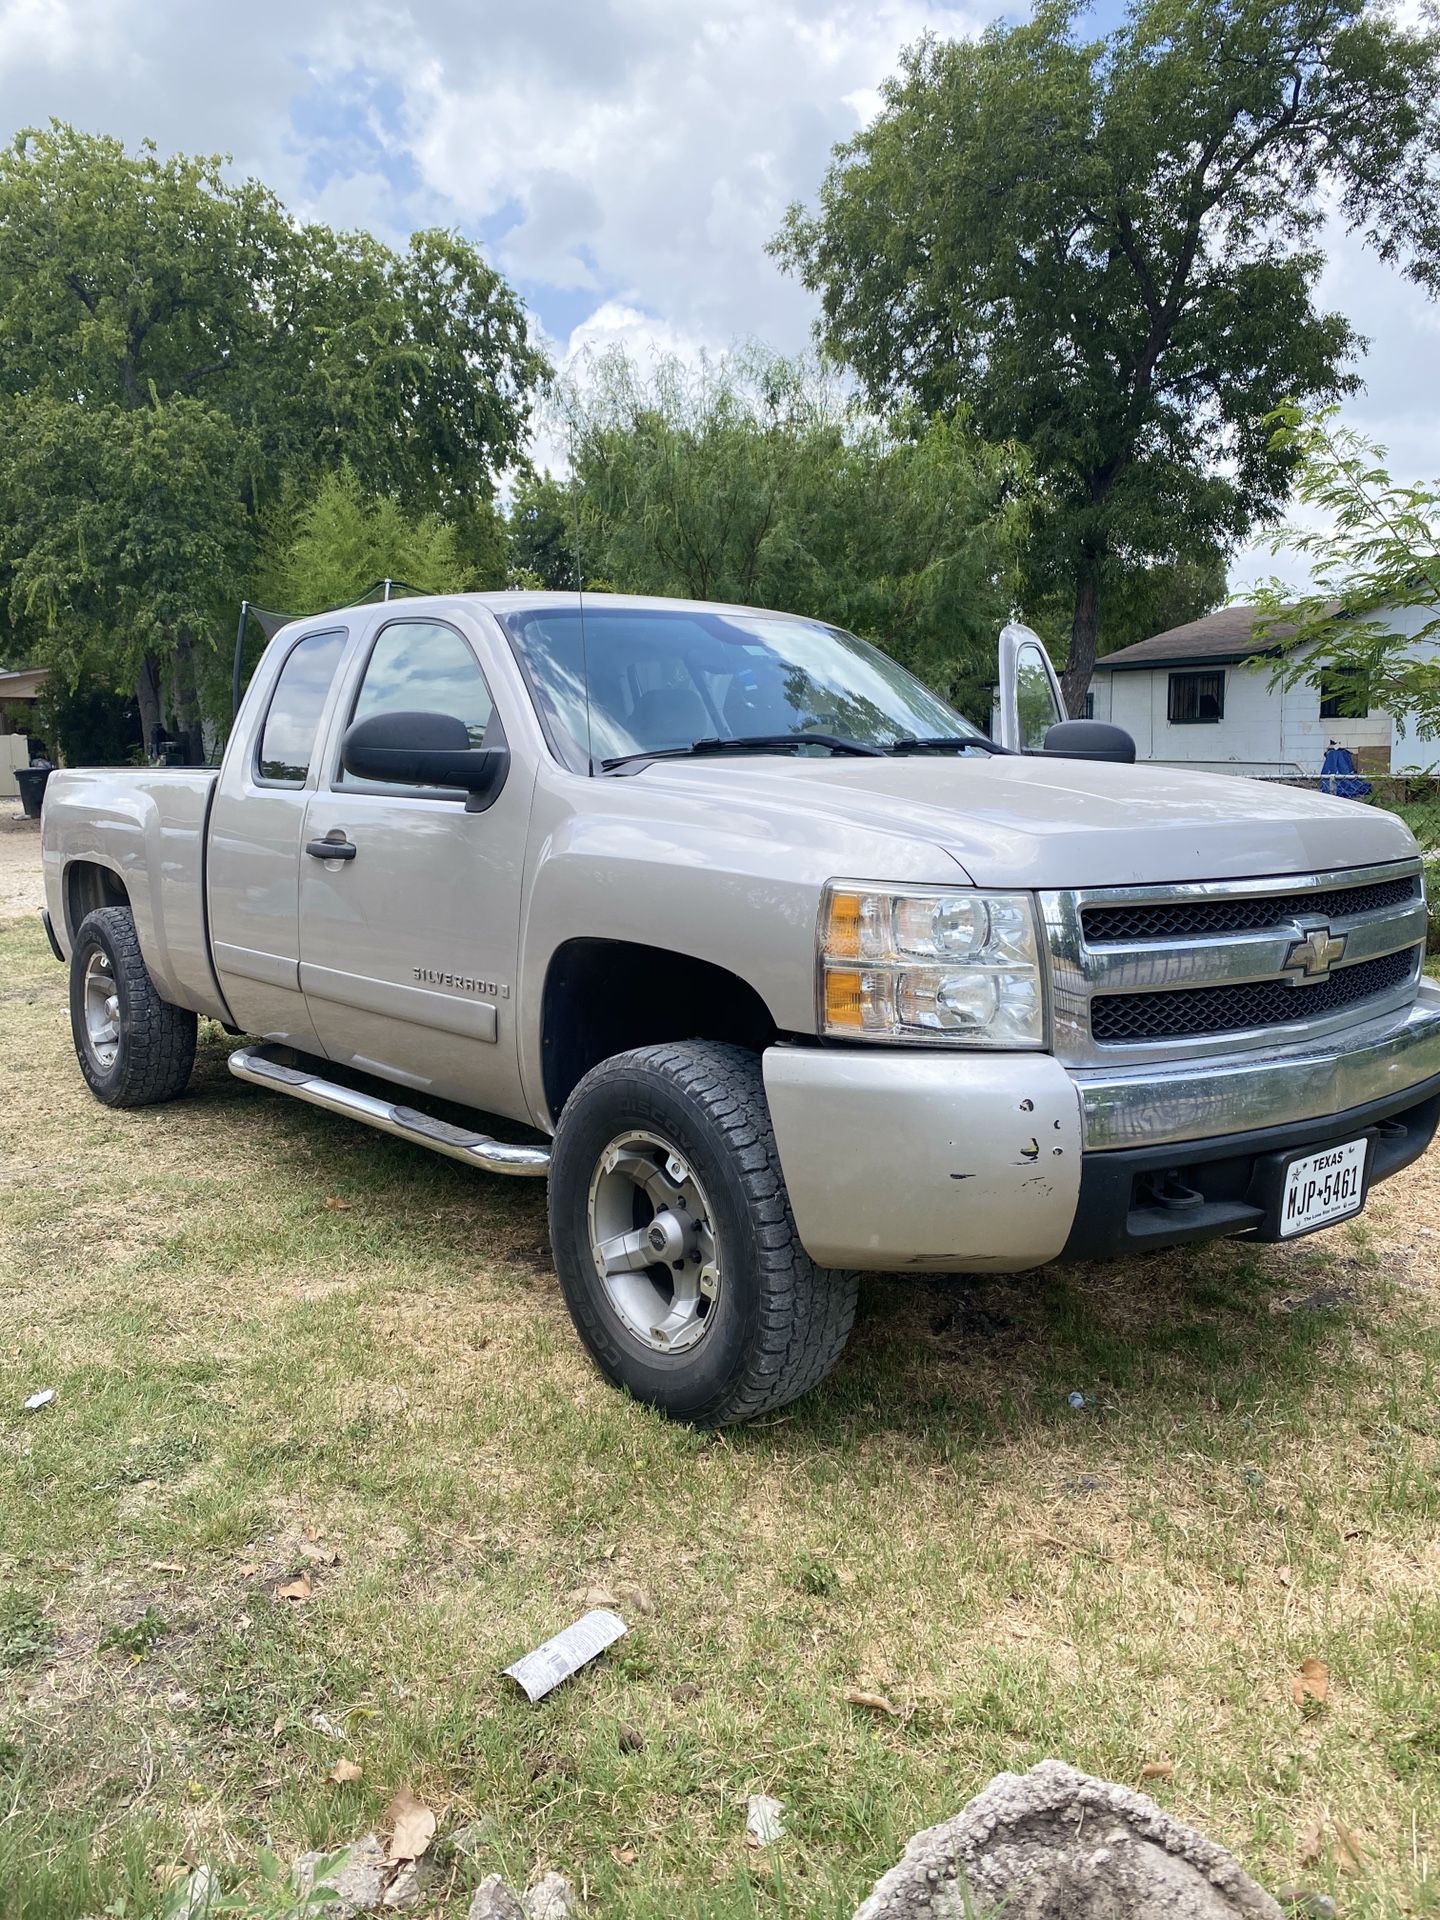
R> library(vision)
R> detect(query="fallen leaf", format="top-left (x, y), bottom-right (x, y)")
top-left (1296, 1818), bottom-right (1324, 1867)
top-left (1291, 1658), bottom-right (1330, 1708)
top-left (323, 1196), bottom-right (350, 1211)
top-left (1333, 1820), bottom-right (1364, 1875)
top-left (148, 1562), bottom-right (186, 1575)
top-left (329, 1758), bottom-right (363, 1784)
top-left (843, 1689), bottom-right (902, 1718)
top-left (272, 1713), bottom-right (287, 1739)
top-left (385, 1787), bottom-right (437, 1862)
top-left (274, 1573), bottom-right (313, 1603)
top-left (237, 1562), bottom-right (260, 1579)
top-left (298, 1541), bottom-right (341, 1566)
top-left (1139, 1761), bottom-right (1174, 1781)
top-left (610, 1847), bottom-right (637, 1868)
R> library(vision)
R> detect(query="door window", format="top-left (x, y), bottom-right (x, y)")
top-left (1015, 641), bottom-right (1064, 750)
top-left (339, 620), bottom-right (495, 788)
top-left (255, 629), bottom-right (347, 785)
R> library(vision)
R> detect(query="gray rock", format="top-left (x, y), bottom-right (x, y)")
top-left (853, 1762), bottom-right (1283, 1920)
top-left (294, 1836), bottom-right (388, 1916)
top-left (522, 1872), bottom-right (577, 1920)
top-left (452, 1818), bottom-right (502, 1859)
top-left (468, 1875), bottom-right (526, 1920)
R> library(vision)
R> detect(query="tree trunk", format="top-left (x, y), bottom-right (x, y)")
top-left (169, 634), bottom-right (204, 764)
top-left (136, 654), bottom-right (163, 760)
top-left (1061, 555), bottom-right (1103, 718)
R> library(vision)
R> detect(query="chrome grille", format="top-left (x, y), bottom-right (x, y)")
top-left (1082, 874), bottom-right (1418, 945)
top-left (1090, 946), bottom-right (1419, 1044)
top-left (1041, 859), bottom-right (1426, 1068)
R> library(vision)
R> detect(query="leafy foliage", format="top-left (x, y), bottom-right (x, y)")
top-left (560, 347), bottom-right (1030, 718)
top-left (1252, 404), bottom-right (1440, 738)
top-left (255, 464), bottom-right (479, 618)
top-left (0, 124), bottom-right (546, 750)
top-left (774, 0), bottom-right (1440, 710)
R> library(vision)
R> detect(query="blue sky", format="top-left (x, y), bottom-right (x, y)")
top-left (1, 0), bottom-right (1434, 587)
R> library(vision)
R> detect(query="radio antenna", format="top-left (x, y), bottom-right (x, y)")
top-left (567, 422), bottom-right (595, 775)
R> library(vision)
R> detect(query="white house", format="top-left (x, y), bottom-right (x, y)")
top-left (1088, 603), bottom-right (1440, 776)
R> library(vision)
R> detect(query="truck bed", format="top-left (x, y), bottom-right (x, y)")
top-left (41, 766), bottom-right (230, 1021)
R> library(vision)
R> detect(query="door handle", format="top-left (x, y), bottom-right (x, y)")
top-left (306, 837), bottom-right (357, 861)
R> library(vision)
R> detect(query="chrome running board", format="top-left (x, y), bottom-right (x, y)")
top-left (227, 1044), bottom-right (551, 1177)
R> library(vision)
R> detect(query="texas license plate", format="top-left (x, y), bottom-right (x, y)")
top-left (1279, 1138), bottom-right (1368, 1238)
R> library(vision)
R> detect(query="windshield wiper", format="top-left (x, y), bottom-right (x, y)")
top-left (886, 735), bottom-right (1011, 756)
top-left (601, 733), bottom-right (887, 773)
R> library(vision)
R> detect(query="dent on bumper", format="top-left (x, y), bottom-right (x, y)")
top-left (1075, 984), bottom-right (1440, 1151)
top-left (763, 1046), bottom-right (1084, 1272)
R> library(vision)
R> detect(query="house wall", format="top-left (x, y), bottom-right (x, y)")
top-left (0, 733), bottom-right (27, 799)
top-left (1096, 611), bottom-right (1440, 774)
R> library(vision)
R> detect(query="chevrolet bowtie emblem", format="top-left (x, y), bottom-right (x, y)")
top-left (1283, 924), bottom-right (1347, 982)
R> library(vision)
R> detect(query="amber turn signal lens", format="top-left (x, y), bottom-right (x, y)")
top-left (823, 969), bottom-right (865, 1030)
top-left (825, 890), bottom-right (863, 960)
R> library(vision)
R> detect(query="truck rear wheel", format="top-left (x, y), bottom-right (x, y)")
top-left (68, 905), bottom-right (197, 1108)
top-left (548, 1041), bottom-right (858, 1426)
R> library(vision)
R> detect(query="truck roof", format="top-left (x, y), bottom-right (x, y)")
top-left (316, 589), bottom-right (827, 626)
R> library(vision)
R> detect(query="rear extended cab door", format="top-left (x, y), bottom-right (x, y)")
top-left (294, 605), bottom-right (539, 1123)
top-left (207, 617), bottom-right (363, 1049)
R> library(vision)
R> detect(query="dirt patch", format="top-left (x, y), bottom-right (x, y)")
top-left (0, 804), bottom-right (45, 923)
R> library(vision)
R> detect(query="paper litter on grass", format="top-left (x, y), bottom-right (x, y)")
top-left (503, 1608), bottom-right (627, 1702)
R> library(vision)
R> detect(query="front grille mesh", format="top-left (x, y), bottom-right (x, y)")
top-left (1083, 875), bottom-right (1417, 945)
top-left (1090, 946), bottom-right (1419, 1045)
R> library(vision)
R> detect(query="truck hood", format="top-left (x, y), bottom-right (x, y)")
top-left (629, 753), bottom-right (1417, 888)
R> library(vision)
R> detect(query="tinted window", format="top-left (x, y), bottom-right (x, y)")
top-left (342, 622), bottom-right (494, 785)
top-left (257, 629), bottom-right (346, 784)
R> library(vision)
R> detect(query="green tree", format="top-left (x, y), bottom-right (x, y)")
top-left (1252, 404), bottom-right (1440, 737)
top-left (507, 472), bottom-right (581, 590)
top-left (774, 0), bottom-right (1440, 713)
top-left (562, 347), bottom-right (1030, 718)
top-left (0, 123), bottom-right (546, 754)
top-left (256, 463), bottom-right (478, 616)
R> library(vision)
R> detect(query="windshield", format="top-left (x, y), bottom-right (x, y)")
top-left (498, 604), bottom-right (982, 771)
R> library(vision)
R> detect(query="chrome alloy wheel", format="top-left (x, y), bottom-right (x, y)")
top-left (81, 946), bottom-right (121, 1069)
top-left (586, 1129), bottom-right (722, 1354)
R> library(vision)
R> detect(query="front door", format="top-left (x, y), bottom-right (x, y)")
top-left (297, 614), bottom-right (531, 1121)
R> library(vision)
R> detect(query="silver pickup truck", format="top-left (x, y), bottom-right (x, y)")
top-left (39, 592), bottom-right (1440, 1424)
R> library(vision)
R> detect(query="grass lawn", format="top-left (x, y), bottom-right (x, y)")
top-left (4, 814), bottom-right (1440, 1917)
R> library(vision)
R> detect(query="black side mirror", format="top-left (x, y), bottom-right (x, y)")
top-left (1041, 720), bottom-right (1136, 765)
top-left (341, 709), bottom-right (510, 810)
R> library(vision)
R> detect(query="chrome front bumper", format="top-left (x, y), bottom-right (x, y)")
top-left (1075, 981), bottom-right (1440, 1150)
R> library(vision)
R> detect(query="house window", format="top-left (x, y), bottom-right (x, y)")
top-left (1168, 670), bottom-right (1224, 725)
top-left (1318, 666), bottom-right (1371, 720)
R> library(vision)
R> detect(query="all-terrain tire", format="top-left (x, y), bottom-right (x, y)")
top-left (69, 905), bottom-right (197, 1108)
top-left (548, 1041), bottom-right (859, 1426)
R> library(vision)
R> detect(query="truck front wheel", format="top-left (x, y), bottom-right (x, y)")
top-left (68, 906), bottom-right (197, 1108)
top-left (548, 1042), bottom-right (858, 1426)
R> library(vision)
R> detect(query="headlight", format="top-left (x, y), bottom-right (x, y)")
top-left (818, 883), bottom-right (1045, 1048)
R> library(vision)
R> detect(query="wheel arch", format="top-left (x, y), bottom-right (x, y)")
top-left (64, 858), bottom-right (130, 941)
top-left (540, 937), bottom-right (780, 1124)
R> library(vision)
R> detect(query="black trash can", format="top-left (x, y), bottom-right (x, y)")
top-left (14, 766), bottom-right (51, 820)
